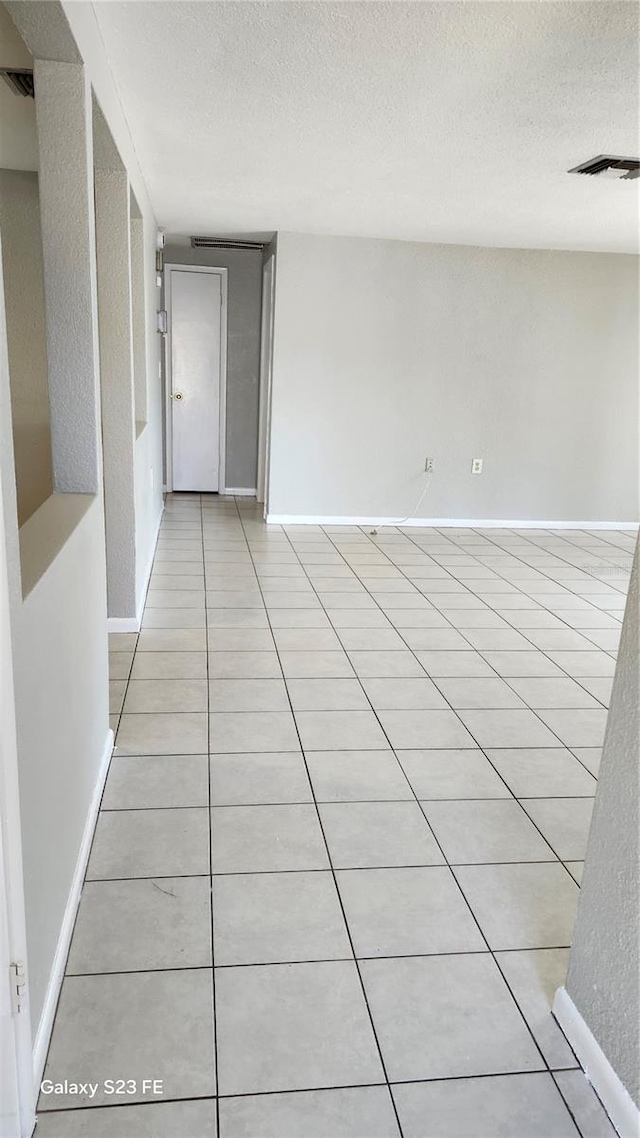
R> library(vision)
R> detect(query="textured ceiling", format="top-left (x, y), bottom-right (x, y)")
top-left (92, 1), bottom-right (639, 252)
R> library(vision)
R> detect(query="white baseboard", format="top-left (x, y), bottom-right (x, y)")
top-left (135, 506), bottom-right (164, 622)
top-left (553, 986), bottom-right (640, 1138)
top-left (32, 728), bottom-right (114, 1088)
top-left (106, 616), bottom-right (139, 633)
top-left (266, 514), bottom-right (639, 530)
top-left (105, 507), bottom-right (164, 635)
top-left (224, 488), bottom-right (257, 497)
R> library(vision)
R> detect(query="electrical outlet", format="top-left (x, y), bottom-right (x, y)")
top-left (425, 457), bottom-right (435, 473)
top-left (471, 458), bottom-right (483, 474)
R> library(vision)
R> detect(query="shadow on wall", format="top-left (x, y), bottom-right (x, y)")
top-left (0, 168), bottom-right (53, 526)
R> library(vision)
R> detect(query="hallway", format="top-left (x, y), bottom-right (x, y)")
top-left (35, 495), bottom-right (631, 1136)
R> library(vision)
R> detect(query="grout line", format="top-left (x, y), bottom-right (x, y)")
top-left (202, 495), bottom-right (221, 1135)
top-left (78, 857), bottom-right (577, 884)
top-left (36, 1064), bottom-right (587, 1116)
top-left (99, 793), bottom-right (596, 811)
top-left (64, 942), bottom-right (575, 979)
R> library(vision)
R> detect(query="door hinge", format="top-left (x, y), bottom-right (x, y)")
top-left (156, 310), bottom-right (168, 335)
top-left (10, 960), bottom-right (26, 1015)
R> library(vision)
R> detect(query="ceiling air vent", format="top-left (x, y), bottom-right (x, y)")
top-left (191, 237), bottom-right (265, 251)
top-left (568, 155), bottom-right (639, 180)
top-left (0, 68), bottom-right (34, 97)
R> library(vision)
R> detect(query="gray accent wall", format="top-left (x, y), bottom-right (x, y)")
top-left (268, 232), bottom-right (639, 522)
top-left (565, 539), bottom-right (639, 1108)
top-left (164, 242), bottom-right (263, 490)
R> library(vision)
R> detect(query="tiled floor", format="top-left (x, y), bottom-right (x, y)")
top-left (37, 496), bottom-right (634, 1137)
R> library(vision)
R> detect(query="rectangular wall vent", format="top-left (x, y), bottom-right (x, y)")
top-left (190, 237), bottom-right (265, 251)
top-left (0, 68), bottom-right (34, 97)
top-left (568, 155), bottom-right (639, 180)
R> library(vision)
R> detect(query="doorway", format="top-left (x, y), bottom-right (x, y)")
top-left (165, 264), bottom-right (228, 492)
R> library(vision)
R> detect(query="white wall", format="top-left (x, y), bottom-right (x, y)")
top-left (564, 538), bottom-right (639, 1113)
top-left (94, 146), bottom-right (137, 620)
top-left (62, 0), bottom-right (164, 598)
top-left (13, 496), bottom-right (108, 1033)
top-left (134, 210), bottom-right (163, 614)
top-left (268, 232), bottom-right (639, 523)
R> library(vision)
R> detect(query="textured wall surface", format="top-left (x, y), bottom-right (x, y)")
top-left (165, 243), bottom-right (262, 490)
top-left (269, 232), bottom-right (639, 522)
top-left (92, 2), bottom-right (639, 253)
top-left (0, 170), bottom-right (53, 525)
top-left (35, 59), bottom-right (100, 495)
top-left (130, 211), bottom-right (148, 425)
top-left (133, 205), bottom-right (164, 614)
top-left (566, 540), bottom-right (639, 1106)
top-left (94, 163), bottom-right (137, 618)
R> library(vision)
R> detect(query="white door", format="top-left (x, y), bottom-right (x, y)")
top-left (170, 268), bottom-right (223, 491)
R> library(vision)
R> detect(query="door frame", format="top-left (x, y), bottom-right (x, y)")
top-left (0, 488), bottom-right (35, 1138)
top-left (164, 264), bottom-right (228, 493)
top-left (256, 255), bottom-right (276, 513)
top-left (0, 232), bottom-right (35, 1137)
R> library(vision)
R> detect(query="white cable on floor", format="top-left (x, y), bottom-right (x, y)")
top-left (369, 472), bottom-right (432, 536)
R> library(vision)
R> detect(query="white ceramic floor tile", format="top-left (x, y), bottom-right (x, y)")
top-left (67, 877), bottom-right (211, 973)
top-left (210, 711), bottom-right (300, 753)
top-left (40, 970), bottom-right (215, 1108)
top-left (211, 750), bottom-right (312, 804)
top-left (361, 953), bottom-right (543, 1081)
top-left (320, 801), bottom-right (445, 868)
top-left (87, 808), bottom-right (210, 880)
top-left (422, 799), bottom-right (554, 863)
top-left (213, 870), bottom-right (351, 965)
top-left (337, 866), bottom-right (485, 957)
top-left (306, 750), bottom-right (412, 801)
top-left (486, 748), bottom-right (596, 798)
top-left (521, 797), bottom-right (594, 861)
top-left (215, 960), bottom-right (384, 1094)
top-left (495, 948), bottom-right (577, 1069)
top-left (398, 748), bottom-right (510, 799)
top-left (47, 506), bottom-right (632, 1130)
top-left (553, 1070), bottom-right (619, 1137)
top-left (392, 1073), bottom-right (578, 1138)
top-left (454, 862), bottom-right (579, 949)
top-left (219, 1087), bottom-right (399, 1138)
top-left (211, 804), bottom-right (329, 873)
top-left (34, 1100), bottom-right (218, 1136)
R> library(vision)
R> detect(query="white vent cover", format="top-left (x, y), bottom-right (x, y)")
top-left (191, 237), bottom-right (265, 251)
top-left (0, 68), bottom-right (34, 97)
top-left (568, 155), bottom-right (639, 180)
